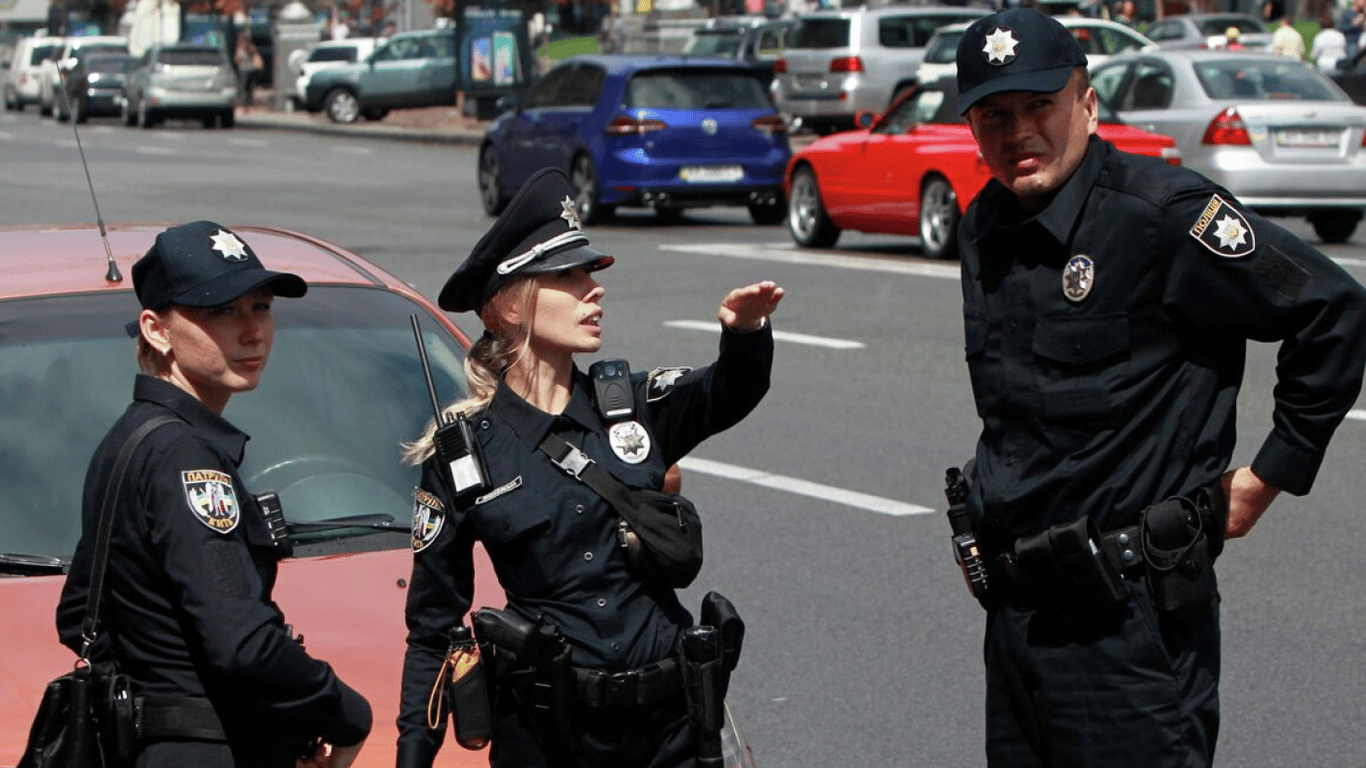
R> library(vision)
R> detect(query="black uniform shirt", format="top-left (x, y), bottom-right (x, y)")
top-left (56, 375), bottom-right (371, 751)
top-left (397, 324), bottom-right (774, 765)
top-left (959, 137), bottom-right (1366, 545)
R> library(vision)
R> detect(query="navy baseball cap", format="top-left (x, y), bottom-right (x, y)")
top-left (956, 8), bottom-right (1088, 115)
top-left (439, 168), bottom-right (614, 313)
top-left (132, 221), bottom-right (307, 310)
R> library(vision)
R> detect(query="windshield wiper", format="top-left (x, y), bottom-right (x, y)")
top-left (286, 514), bottom-right (404, 534)
top-left (0, 552), bottom-right (70, 575)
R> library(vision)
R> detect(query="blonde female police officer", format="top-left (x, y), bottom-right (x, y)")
top-left (396, 168), bottom-right (784, 767)
top-left (951, 9), bottom-right (1366, 767)
top-left (56, 221), bottom-right (372, 768)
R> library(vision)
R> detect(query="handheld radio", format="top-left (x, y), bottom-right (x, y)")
top-left (410, 315), bottom-right (490, 500)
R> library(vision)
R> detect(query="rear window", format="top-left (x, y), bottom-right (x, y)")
top-left (159, 48), bottom-right (225, 66)
top-left (685, 30), bottom-right (744, 57)
top-left (87, 56), bottom-right (135, 73)
top-left (790, 18), bottom-right (852, 49)
top-left (0, 286), bottom-right (469, 562)
top-left (1197, 17), bottom-right (1266, 36)
top-left (923, 30), bottom-right (965, 64)
top-left (30, 44), bottom-right (57, 65)
top-left (1195, 59), bottom-right (1344, 100)
top-left (625, 69), bottom-right (772, 109)
top-left (309, 47), bottom-right (359, 63)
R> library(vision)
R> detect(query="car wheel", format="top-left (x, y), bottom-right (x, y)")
top-left (478, 144), bottom-right (509, 216)
top-left (570, 154), bottom-right (613, 225)
top-left (220, 110), bottom-right (235, 129)
top-left (918, 175), bottom-right (961, 260)
top-left (786, 166), bottom-right (840, 248)
top-left (3, 85), bottom-right (16, 111)
top-left (325, 88), bottom-right (361, 124)
top-left (655, 206), bottom-right (685, 224)
top-left (202, 115), bottom-right (217, 128)
top-left (748, 199), bottom-right (785, 226)
top-left (1309, 210), bottom-right (1360, 244)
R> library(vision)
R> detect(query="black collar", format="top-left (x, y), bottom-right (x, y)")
top-left (133, 375), bottom-right (249, 464)
top-left (972, 135), bottom-right (1108, 248)
top-left (493, 367), bottom-right (603, 449)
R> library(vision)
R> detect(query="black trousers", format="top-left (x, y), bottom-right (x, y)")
top-left (984, 579), bottom-right (1220, 768)
top-left (134, 740), bottom-right (297, 768)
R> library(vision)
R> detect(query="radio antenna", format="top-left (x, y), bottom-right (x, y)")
top-left (58, 68), bottom-right (121, 283)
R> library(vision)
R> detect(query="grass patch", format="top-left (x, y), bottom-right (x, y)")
top-left (543, 35), bottom-right (600, 59)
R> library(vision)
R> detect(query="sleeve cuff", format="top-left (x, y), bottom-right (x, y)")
top-left (1251, 431), bottom-right (1322, 497)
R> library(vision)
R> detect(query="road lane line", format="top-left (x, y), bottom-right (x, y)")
top-left (334, 145), bottom-right (374, 155)
top-left (136, 145), bottom-right (176, 155)
top-left (664, 319), bottom-right (864, 349)
top-left (678, 457), bottom-right (935, 517)
top-left (661, 243), bottom-right (960, 279)
top-left (1347, 410), bottom-right (1366, 421)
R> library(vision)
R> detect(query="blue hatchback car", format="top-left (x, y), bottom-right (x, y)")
top-left (479, 54), bottom-right (792, 225)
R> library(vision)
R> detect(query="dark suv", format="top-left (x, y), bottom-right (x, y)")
top-left (303, 28), bottom-right (456, 123)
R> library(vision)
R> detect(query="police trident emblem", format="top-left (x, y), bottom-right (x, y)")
top-left (1063, 254), bottom-right (1095, 303)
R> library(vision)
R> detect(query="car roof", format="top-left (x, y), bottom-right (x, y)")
top-left (1101, 47), bottom-right (1295, 65)
top-left (796, 5), bottom-right (984, 19)
top-left (561, 53), bottom-right (756, 74)
top-left (0, 223), bottom-right (433, 303)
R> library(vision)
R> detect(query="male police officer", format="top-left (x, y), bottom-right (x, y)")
top-left (951, 9), bottom-right (1366, 767)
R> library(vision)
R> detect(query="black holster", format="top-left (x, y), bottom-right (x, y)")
top-left (682, 593), bottom-right (744, 768)
top-left (1014, 516), bottom-right (1130, 616)
top-left (474, 610), bottom-right (574, 754)
top-left (1141, 493), bottom-right (1219, 625)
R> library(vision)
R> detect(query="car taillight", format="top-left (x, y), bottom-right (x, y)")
top-left (751, 114), bottom-right (786, 135)
top-left (605, 115), bottom-right (667, 135)
top-left (829, 56), bottom-right (863, 73)
top-left (774, 58), bottom-right (787, 74)
top-left (1201, 107), bottom-right (1251, 146)
top-left (1361, 129), bottom-right (1366, 148)
top-left (1161, 145), bottom-right (1182, 166)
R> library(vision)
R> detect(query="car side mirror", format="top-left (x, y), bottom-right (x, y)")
top-left (854, 109), bottom-right (876, 128)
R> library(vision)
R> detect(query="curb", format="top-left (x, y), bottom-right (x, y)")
top-left (234, 112), bottom-right (487, 146)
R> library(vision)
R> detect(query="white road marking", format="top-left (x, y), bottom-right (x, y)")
top-left (335, 145), bottom-right (374, 155)
top-left (1347, 410), bottom-right (1366, 421)
top-left (136, 145), bottom-right (176, 155)
top-left (661, 242), bottom-right (960, 279)
top-left (0, 132), bottom-right (12, 140)
top-left (664, 319), bottom-right (864, 349)
top-left (678, 457), bottom-right (935, 517)
top-left (228, 137), bottom-right (269, 148)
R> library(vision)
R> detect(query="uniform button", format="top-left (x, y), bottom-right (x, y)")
top-left (502, 521), bottom-right (511, 531)
top-left (611, 642), bottom-right (620, 651)
top-left (1117, 532), bottom-right (1131, 546)
top-left (583, 552), bottom-right (594, 561)
top-left (480, 419), bottom-right (490, 430)
top-left (1122, 549), bottom-right (1136, 563)
top-left (597, 598), bottom-right (607, 607)
top-left (575, 504), bottom-right (585, 515)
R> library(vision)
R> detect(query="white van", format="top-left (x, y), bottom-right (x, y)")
top-left (3, 34), bottom-right (62, 111)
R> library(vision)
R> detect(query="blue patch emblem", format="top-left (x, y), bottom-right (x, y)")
top-left (182, 469), bottom-right (239, 534)
top-left (412, 488), bottom-right (445, 552)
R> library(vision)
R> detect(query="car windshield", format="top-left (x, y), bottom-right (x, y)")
top-left (923, 30), bottom-right (965, 64)
top-left (625, 69), bottom-right (772, 109)
top-left (1197, 17), bottom-right (1266, 35)
top-left (159, 48), bottom-right (225, 66)
top-left (685, 30), bottom-right (744, 56)
top-left (0, 286), bottom-right (468, 563)
top-left (1196, 58), bottom-right (1345, 100)
top-left (88, 56), bottom-right (135, 73)
top-left (790, 18), bottom-right (851, 49)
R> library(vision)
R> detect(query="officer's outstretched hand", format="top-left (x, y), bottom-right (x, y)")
top-left (719, 281), bottom-right (785, 333)
top-left (1221, 466), bottom-right (1281, 539)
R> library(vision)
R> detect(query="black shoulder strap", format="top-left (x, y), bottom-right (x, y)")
top-left (80, 413), bottom-right (182, 658)
top-left (537, 433), bottom-right (644, 530)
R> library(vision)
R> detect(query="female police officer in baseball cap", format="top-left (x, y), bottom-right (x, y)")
top-left (396, 168), bottom-right (784, 767)
top-left (55, 221), bottom-right (372, 768)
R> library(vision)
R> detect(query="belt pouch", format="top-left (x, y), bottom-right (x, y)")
top-left (94, 666), bottom-right (137, 765)
top-left (447, 648), bottom-right (492, 750)
top-left (1142, 497), bottom-right (1218, 624)
top-left (1015, 517), bottom-right (1128, 613)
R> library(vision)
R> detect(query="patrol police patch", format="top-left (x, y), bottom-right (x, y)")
top-left (646, 367), bottom-right (691, 402)
top-left (609, 420), bottom-right (651, 464)
top-left (412, 488), bottom-right (445, 552)
top-left (1063, 255), bottom-right (1095, 303)
top-left (182, 469), bottom-right (240, 534)
top-left (1190, 194), bottom-right (1255, 258)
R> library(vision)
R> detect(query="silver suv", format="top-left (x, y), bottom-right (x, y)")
top-left (773, 5), bottom-right (985, 135)
top-left (122, 43), bottom-right (238, 129)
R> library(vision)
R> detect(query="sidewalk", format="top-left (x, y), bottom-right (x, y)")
top-left (234, 103), bottom-right (489, 146)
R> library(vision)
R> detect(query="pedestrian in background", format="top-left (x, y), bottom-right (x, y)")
top-left (233, 31), bottom-right (263, 107)
top-left (950, 9), bottom-right (1366, 766)
top-left (1310, 10), bottom-right (1348, 71)
top-left (1341, 0), bottom-right (1365, 57)
top-left (396, 168), bottom-right (784, 768)
top-left (55, 221), bottom-right (372, 767)
top-left (1270, 14), bottom-right (1306, 59)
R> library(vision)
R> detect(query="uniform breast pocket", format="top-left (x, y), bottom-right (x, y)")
top-left (474, 498), bottom-right (552, 546)
top-left (1031, 313), bottom-right (1131, 426)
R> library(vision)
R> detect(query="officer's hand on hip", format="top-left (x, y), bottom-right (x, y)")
top-left (719, 281), bottom-right (785, 333)
top-left (297, 740), bottom-right (364, 768)
top-left (1221, 466), bottom-right (1282, 539)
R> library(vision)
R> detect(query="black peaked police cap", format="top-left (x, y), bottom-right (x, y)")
top-left (133, 221), bottom-right (307, 310)
top-left (956, 8), bottom-right (1088, 115)
top-left (439, 168), bottom-right (615, 313)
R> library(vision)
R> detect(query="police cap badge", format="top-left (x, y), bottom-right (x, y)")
top-left (956, 8), bottom-right (1088, 115)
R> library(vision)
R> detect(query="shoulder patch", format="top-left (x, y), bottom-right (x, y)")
top-left (412, 488), bottom-right (446, 552)
top-left (182, 469), bottom-right (240, 534)
top-left (1189, 194), bottom-right (1255, 258)
top-left (646, 367), bottom-right (692, 402)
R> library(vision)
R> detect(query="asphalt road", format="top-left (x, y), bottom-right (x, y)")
top-left (4, 109), bottom-right (1365, 767)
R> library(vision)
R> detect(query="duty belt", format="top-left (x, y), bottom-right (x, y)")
top-left (138, 695), bottom-right (227, 742)
top-left (573, 657), bottom-right (682, 709)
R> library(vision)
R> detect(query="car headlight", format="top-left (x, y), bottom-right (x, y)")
top-left (721, 702), bottom-right (758, 768)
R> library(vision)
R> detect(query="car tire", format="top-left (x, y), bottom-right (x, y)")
top-left (478, 144), bottom-right (509, 216)
top-left (220, 110), bottom-right (235, 129)
top-left (1309, 210), bottom-right (1360, 244)
top-left (748, 199), bottom-right (785, 226)
top-left (4, 85), bottom-right (18, 111)
top-left (655, 206), bottom-right (685, 224)
top-left (570, 154), bottom-right (613, 225)
top-left (202, 116), bottom-right (217, 129)
top-left (786, 166), bottom-right (840, 248)
top-left (325, 88), bottom-right (361, 124)
top-left (361, 108), bottom-right (387, 121)
top-left (918, 175), bottom-right (960, 260)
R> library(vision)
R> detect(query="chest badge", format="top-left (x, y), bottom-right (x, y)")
top-left (1063, 254), bottom-right (1095, 303)
top-left (609, 420), bottom-right (651, 465)
top-left (182, 469), bottom-right (240, 534)
top-left (1190, 193), bottom-right (1255, 258)
top-left (412, 488), bottom-right (446, 552)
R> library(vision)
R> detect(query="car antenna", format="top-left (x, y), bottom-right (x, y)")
top-left (58, 68), bottom-right (122, 283)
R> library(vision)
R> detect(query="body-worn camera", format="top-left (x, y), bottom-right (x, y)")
top-left (590, 358), bottom-right (634, 420)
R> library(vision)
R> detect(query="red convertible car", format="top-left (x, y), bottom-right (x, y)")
top-left (784, 77), bottom-right (1180, 259)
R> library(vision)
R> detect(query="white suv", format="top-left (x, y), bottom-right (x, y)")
top-left (773, 5), bottom-right (985, 135)
top-left (3, 35), bottom-right (62, 112)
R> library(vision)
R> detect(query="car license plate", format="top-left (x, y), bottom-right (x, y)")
top-left (680, 165), bottom-right (743, 183)
top-left (1275, 128), bottom-right (1341, 147)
